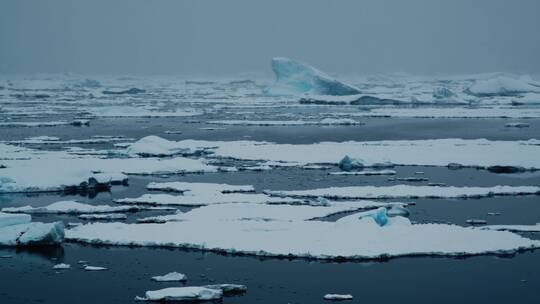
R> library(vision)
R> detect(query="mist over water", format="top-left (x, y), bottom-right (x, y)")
top-left (1, 0), bottom-right (540, 75)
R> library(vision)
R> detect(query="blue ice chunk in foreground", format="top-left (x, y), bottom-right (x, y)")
top-left (265, 57), bottom-right (361, 96)
top-left (338, 155), bottom-right (364, 171)
top-left (359, 207), bottom-right (388, 227)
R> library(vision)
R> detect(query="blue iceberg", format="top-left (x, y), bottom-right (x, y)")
top-left (265, 57), bottom-right (361, 96)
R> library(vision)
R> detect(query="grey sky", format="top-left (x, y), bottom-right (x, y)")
top-left (1, 0), bottom-right (539, 75)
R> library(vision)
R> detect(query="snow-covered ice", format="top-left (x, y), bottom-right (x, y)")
top-left (0, 217), bottom-right (64, 246)
top-left (466, 76), bottom-right (540, 96)
top-left (323, 294), bottom-right (353, 301)
top-left (2, 201), bottom-right (141, 214)
top-left (84, 265), bottom-right (108, 271)
top-left (133, 138), bottom-right (540, 170)
top-left (266, 185), bottom-right (540, 199)
top-left (135, 287), bottom-right (223, 302)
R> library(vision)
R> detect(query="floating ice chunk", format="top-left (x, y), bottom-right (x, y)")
top-left (84, 265), bottom-right (107, 271)
top-left (136, 287), bottom-right (223, 302)
top-left (265, 57), bottom-right (361, 96)
top-left (338, 156), bottom-right (363, 171)
top-left (0, 212), bottom-right (31, 228)
top-left (2, 201), bottom-right (141, 214)
top-left (79, 213), bottom-right (128, 221)
top-left (480, 223), bottom-right (540, 233)
top-left (87, 106), bottom-right (201, 118)
top-left (386, 205), bottom-right (410, 217)
top-left (53, 263), bottom-right (71, 270)
top-left (323, 294), bottom-right (353, 301)
top-left (0, 221), bottom-right (64, 246)
top-left (116, 193), bottom-right (301, 207)
top-left (147, 182), bottom-right (254, 194)
top-left (151, 272), bottom-right (187, 282)
top-left (66, 218), bottom-right (540, 260)
top-left (266, 185), bottom-right (540, 199)
top-left (357, 207), bottom-right (388, 226)
top-left (126, 135), bottom-right (193, 157)
top-left (467, 76), bottom-right (540, 96)
top-left (161, 138), bottom-right (540, 170)
top-left (466, 219), bottom-right (488, 225)
top-left (329, 170), bottom-right (397, 176)
top-left (203, 284), bottom-right (247, 295)
top-left (504, 122), bottom-right (530, 128)
top-left (267, 185), bottom-right (540, 200)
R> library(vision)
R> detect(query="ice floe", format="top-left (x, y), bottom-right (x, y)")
top-left (116, 193), bottom-right (301, 207)
top-left (265, 185), bottom-right (540, 199)
top-left (135, 287), bottom-right (222, 302)
top-left (265, 57), bottom-right (361, 96)
top-left (2, 201), bottom-right (142, 214)
top-left (146, 181), bottom-right (254, 193)
top-left (66, 210), bottom-right (540, 260)
top-left (206, 118), bottom-right (363, 126)
top-left (79, 214), bottom-right (128, 221)
top-left (323, 294), bottom-right (353, 301)
top-left (151, 272), bottom-right (187, 282)
top-left (0, 144), bottom-right (215, 193)
top-left (53, 263), bottom-right (71, 270)
top-left (0, 213), bottom-right (64, 246)
top-left (329, 170), bottom-right (397, 176)
top-left (480, 224), bottom-right (540, 233)
top-left (86, 106), bottom-right (202, 118)
top-left (147, 138), bottom-right (540, 170)
top-left (84, 265), bottom-right (108, 271)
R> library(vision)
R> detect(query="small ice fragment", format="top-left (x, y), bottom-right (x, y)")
top-left (487, 212), bottom-right (501, 216)
top-left (151, 272), bottom-right (187, 282)
top-left (505, 122), bottom-right (530, 128)
top-left (84, 265), bottom-right (108, 271)
top-left (338, 156), bottom-right (363, 171)
top-left (203, 284), bottom-right (247, 295)
top-left (136, 287), bottom-right (223, 302)
top-left (466, 219), bottom-right (488, 225)
top-left (53, 263), bottom-right (71, 270)
top-left (323, 294), bottom-right (353, 301)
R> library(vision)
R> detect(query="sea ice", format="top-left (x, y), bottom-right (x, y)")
top-left (265, 185), bottom-right (540, 199)
top-left (53, 263), bottom-right (71, 270)
top-left (203, 284), bottom-right (247, 294)
top-left (466, 76), bottom-right (540, 96)
top-left (84, 265), bottom-right (108, 271)
top-left (264, 57), bottom-right (361, 96)
top-left (135, 287), bottom-right (223, 302)
top-left (151, 272), bottom-right (187, 282)
top-left (480, 224), bottom-right (540, 233)
top-left (323, 294), bottom-right (353, 301)
top-left (0, 221), bottom-right (64, 246)
top-left (0, 212), bottom-right (31, 228)
top-left (2, 201), bottom-right (142, 214)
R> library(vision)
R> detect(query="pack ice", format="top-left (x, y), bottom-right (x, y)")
top-left (264, 57), bottom-right (361, 96)
top-left (0, 212), bottom-right (64, 246)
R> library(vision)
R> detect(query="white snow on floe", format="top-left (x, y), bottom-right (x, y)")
top-left (0, 143), bottom-right (215, 193)
top-left (329, 170), bottom-right (397, 176)
top-left (151, 272), bottom-right (187, 282)
top-left (66, 209), bottom-right (540, 260)
top-left (206, 118), bottom-right (363, 126)
top-left (86, 106), bottom-right (202, 118)
top-left (137, 201), bottom-right (401, 224)
top-left (2, 201), bottom-right (141, 214)
top-left (127, 138), bottom-right (540, 170)
top-left (0, 213), bottom-right (64, 246)
top-left (480, 224), bottom-right (540, 233)
top-left (135, 287), bottom-right (222, 302)
top-left (116, 193), bottom-right (301, 207)
top-left (79, 213), bottom-right (128, 221)
top-left (265, 185), bottom-right (540, 199)
top-left (265, 57), bottom-right (361, 96)
top-left (146, 181), bottom-right (255, 193)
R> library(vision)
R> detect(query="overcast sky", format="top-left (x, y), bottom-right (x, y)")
top-left (1, 0), bottom-right (539, 75)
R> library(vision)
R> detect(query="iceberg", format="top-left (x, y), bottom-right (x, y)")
top-left (264, 57), bottom-right (361, 96)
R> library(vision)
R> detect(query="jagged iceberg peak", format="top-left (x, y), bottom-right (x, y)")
top-left (265, 57), bottom-right (361, 96)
